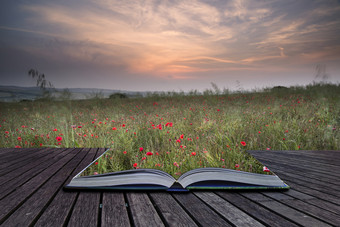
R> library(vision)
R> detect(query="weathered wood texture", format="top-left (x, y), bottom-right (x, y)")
top-left (0, 148), bottom-right (339, 226)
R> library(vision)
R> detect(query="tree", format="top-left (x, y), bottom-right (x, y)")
top-left (314, 64), bottom-right (329, 83)
top-left (109, 93), bottom-right (128, 99)
top-left (28, 68), bottom-right (54, 100)
top-left (211, 82), bottom-right (221, 95)
top-left (28, 68), bottom-right (54, 90)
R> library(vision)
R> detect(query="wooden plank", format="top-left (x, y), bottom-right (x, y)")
top-left (249, 151), bottom-right (340, 178)
top-left (67, 192), bottom-right (101, 227)
top-left (194, 191), bottom-right (264, 227)
top-left (0, 148), bottom-right (39, 169)
top-left (0, 148), bottom-right (35, 162)
top-left (0, 148), bottom-right (22, 158)
top-left (248, 152), bottom-right (340, 183)
top-left (271, 150), bottom-right (340, 162)
top-left (0, 148), bottom-right (90, 226)
top-left (281, 179), bottom-right (340, 206)
top-left (283, 189), bottom-right (340, 215)
top-left (0, 148), bottom-right (59, 186)
top-left (149, 192), bottom-right (198, 227)
top-left (0, 148), bottom-right (12, 151)
top-left (0, 148), bottom-right (58, 177)
top-left (248, 150), bottom-right (340, 165)
top-left (67, 148), bottom-right (107, 226)
top-left (101, 192), bottom-right (130, 227)
top-left (0, 148), bottom-right (79, 223)
top-left (0, 148), bottom-right (13, 153)
top-left (266, 153), bottom-right (340, 173)
top-left (126, 193), bottom-right (165, 227)
top-left (173, 192), bottom-right (232, 227)
top-left (267, 168), bottom-right (340, 196)
top-left (258, 158), bottom-right (340, 198)
top-left (0, 147), bottom-right (39, 161)
top-left (248, 150), bottom-right (340, 205)
top-left (249, 151), bottom-right (340, 171)
top-left (241, 192), bottom-right (332, 227)
top-left (0, 148), bottom-right (337, 227)
top-left (252, 158), bottom-right (340, 186)
top-left (216, 192), bottom-right (299, 227)
top-left (257, 157), bottom-right (340, 189)
top-left (262, 192), bottom-right (340, 226)
top-left (0, 148), bottom-right (69, 199)
top-left (249, 150), bottom-right (340, 162)
top-left (34, 148), bottom-right (102, 227)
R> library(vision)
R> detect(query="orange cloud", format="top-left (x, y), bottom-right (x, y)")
top-left (21, 1), bottom-right (239, 75)
top-left (18, 0), bottom-right (340, 79)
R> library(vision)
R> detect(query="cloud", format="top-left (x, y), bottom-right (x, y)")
top-left (1, 0), bottom-right (340, 90)
top-left (279, 47), bottom-right (286, 57)
top-left (223, 0), bottom-right (271, 22)
top-left (18, 1), bottom-right (238, 75)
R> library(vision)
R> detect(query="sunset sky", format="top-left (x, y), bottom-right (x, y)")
top-left (1, 0), bottom-right (340, 91)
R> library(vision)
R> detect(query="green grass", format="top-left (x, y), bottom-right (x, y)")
top-left (1, 83), bottom-right (339, 178)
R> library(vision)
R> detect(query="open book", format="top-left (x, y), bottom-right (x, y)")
top-left (65, 149), bottom-right (289, 191)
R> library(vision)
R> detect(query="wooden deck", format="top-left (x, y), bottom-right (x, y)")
top-left (0, 148), bottom-right (339, 226)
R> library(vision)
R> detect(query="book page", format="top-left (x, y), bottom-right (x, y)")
top-left (79, 147), bottom-right (273, 180)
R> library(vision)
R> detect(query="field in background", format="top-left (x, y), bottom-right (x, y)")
top-left (0, 83), bottom-right (339, 177)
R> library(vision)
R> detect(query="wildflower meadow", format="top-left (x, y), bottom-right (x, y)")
top-left (0, 83), bottom-right (339, 178)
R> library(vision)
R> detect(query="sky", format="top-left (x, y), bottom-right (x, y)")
top-left (1, 0), bottom-right (340, 92)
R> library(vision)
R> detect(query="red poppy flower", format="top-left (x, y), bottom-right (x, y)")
top-left (95, 162), bottom-right (98, 165)
top-left (165, 122), bottom-right (173, 127)
top-left (180, 134), bottom-right (184, 139)
top-left (191, 152), bottom-right (196, 156)
top-left (235, 164), bottom-right (240, 168)
top-left (146, 152), bottom-right (153, 156)
top-left (133, 163), bottom-right (138, 168)
top-left (263, 166), bottom-right (270, 172)
top-left (139, 147), bottom-right (143, 152)
top-left (240, 141), bottom-right (246, 146)
top-left (112, 127), bottom-right (117, 130)
top-left (56, 136), bottom-right (63, 142)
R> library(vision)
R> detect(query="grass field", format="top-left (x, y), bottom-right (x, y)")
top-left (1, 83), bottom-right (339, 177)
